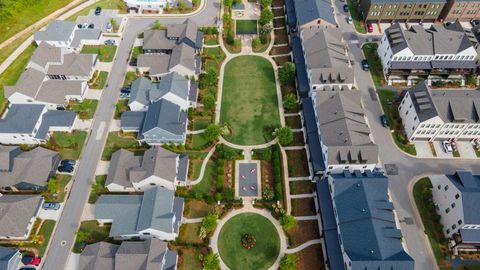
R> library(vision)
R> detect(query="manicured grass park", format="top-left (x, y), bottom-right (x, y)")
top-left (220, 56), bottom-right (280, 145)
top-left (236, 20), bottom-right (258, 35)
top-left (218, 213), bottom-right (280, 270)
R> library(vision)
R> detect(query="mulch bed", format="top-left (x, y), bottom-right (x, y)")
top-left (291, 198), bottom-right (316, 216)
top-left (297, 244), bottom-right (326, 270)
top-left (286, 220), bottom-right (320, 248)
top-left (285, 115), bottom-right (302, 129)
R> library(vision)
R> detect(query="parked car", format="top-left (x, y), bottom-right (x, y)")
top-left (346, 16), bottom-right (353, 24)
top-left (442, 141), bottom-right (453, 153)
top-left (88, 24), bottom-right (94, 29)
top-left (380, 115), bottom-right (388, 127)
top-left (56, 106), bottom-right (65, 110)
top-left (58, 165), bottom-right (74, 173)
top-left (361, 59), bottom-right (369, 71)
top-left (367, 23), bottom-right (373, 33)
top-left (104, 39), bottom-right (116, 45)
top-left (20, 267), bottom-right (37, 270)
top-left (22, 256), bottom-right (41, 266)
top-left (77, 24), bottom-right (83, 29)
top-left (120, 92), bottom-right (131, 98)
top-left (95, 6), bottom-right (102, 15)
top-left (106, 22), bottom-right (113, 32)
top-left (120, 87), bottom-right (131, 94)
top-left (61, 159), bottom-right (76, 166)
top-left (343, 4), bottom-right (348, 12)
top-left (42, 202), bottom-right (61, 210)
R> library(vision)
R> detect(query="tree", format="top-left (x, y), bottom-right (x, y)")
top-left (192, 0), bottom-right (200, 6)
top-left (203, 94), bottom-right (216, 111)
top-left (224, 0), bottom-right (233, 8)
top-left (201, 213), bottom-right (219, 234)
top-left (204, 124), bottom-right (222, 142)
top-left (151, 20), bottom-right (164, 30)
top-left (47, 178), bottom-right (58, 195)
top-left (205, 68), bottom-right (218, 87)
top-left (260, 0), bottom-right (272, 8)
top-left (252, 37), bottom-right (261, 49)
top-left (259, 9), bottom-right (273, 26)
top-left (283, 93), bottom-right (297, 111)
top-left (279, 254), bottom-right (297, 270)
top-left (201, 253), bottom-right (220, 270)
top-left (280, 214), bottom-right (297, 230)
top-left (278, 62), bottom-right (296, 85)
top-left (178, 0), bottom-right (188, 11)
top-left (274, 127), bottom-right (293, 146)
top-left (262, 186), bottom-right (274, 200)
top-left (76, 230), bottom-right (88, 244)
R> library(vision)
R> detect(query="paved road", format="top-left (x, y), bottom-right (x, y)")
top-left (42, 1), bottom-right (219, 267)
top-left (332, 2), bottom-right (480, 270)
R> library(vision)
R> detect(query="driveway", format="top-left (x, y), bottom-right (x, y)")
top-left (38, 206), bottom-right (63, 221)
top-left (457, 141), bottom-right (478, 159)
top-left (412, 141), bottom-right (434, 158)
top-left (433, 141), bottom-right (452, 159)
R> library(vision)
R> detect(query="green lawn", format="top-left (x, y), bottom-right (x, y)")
top-left (43, 174), bottom-right (72, 203)
top-left (218, 213), bottom-right (280, 270)
top-left (190, 161), bottom-right (215, 197)
top-left (73, 220), bottom-right (112, 253)
top-left (114, 99), bottom-right (129, 119)
top-left (221, 56), bottom-right (280, 145)
top-left (43, 131), bottom-right (88, 160)
top-left (130, 46), bottom-right (143, 62)
top-left (347, 0), bottom-right (367, 34)
top-left (192, 118), bottom-right (210, 131)
top-left (236, 20), bottom-right (258, 35)
top-left (102, 131), bottom-right (149, 160)
top-left (191, 133), bottom-right (210, 149)
top-left (68, 99), bottom-right (98, 119)
top-left (67, 0), bottom-right (127, 20)
top-left (37, 220), bottom-right (56, 257)
top-left (204, 35), bottom-right (218, 45)
top-left (362, 43), bottom-right (385, 88)
top-left (123, 71), bottom-right (139, 87)
top-left (178, 223), bottom-right (204, 244)
top-left (0, 43), bottom-right (37, 115)
top-left (178, 248), bottom-right (203, 270)
top-left (0, 0), bottom-right (73, 44)
top-left (413, 178), bottom-right (452, 269)
top-left (81, 45), bottom-right (117, 62)
top-left (89, 71), bottom-right (108, 89)
top-left (184, 199), bottom-right (215, 218)
top-left (89, 175), bottom-right (108, 204)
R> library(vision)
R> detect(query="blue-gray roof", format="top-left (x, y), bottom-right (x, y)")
top-left (302, 97), bottom-right (325, 172)
top-left (34, 20), bottom-right (76, 42)
top-left (447, 171), bottom-right (480, 224)
top-left (330, 171), bottom-right (414, 269)
top-left (285, 0), bottom-right (297, 30)
top-left (459, 228), bottom-right (480, 243)
top-left (35, 110), bottom-right (76, 139)
top-left (137, 187), bottom-right (177, 233)
top-left (129, 73), bottom-right (190, 107)
top-left (294, 0), bottom-right (336, 26)
top-left (165, 250), bottom-right (178, 270)
top-left (173, 196), bottom-right (184, 234)
top-left (301, 98), bottom-right (318, 134)
top-left (177, 154), bottom-right (189, 182)
top-left (0, 104), bottom-right (44, 134)
top-left (292, 37), bottom-right (309, 97)
top-left (0, 246), bottom-right (19, 270)
top-left (95, 195), bottom-right (143, 237)
top-left (120, 111), bottom-right (146, 131)
top-left (141, 99), bottom-right (187, 136)
top-left (370, 0), bottom-right (445, 2)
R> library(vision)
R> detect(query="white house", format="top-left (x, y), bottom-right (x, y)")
top-left (34, 20), bottom-right (101, 50)
top-left (105, 146), bottom-right (188, 192)
top-left (430, 171), bottom-right (480, 250)
top-left (378, 22), bottom-right (478, 85)
top-left (398, 82), bottom-right (480, 142)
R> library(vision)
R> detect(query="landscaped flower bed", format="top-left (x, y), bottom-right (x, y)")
top-left (241, 233), bottom-right (257, 249)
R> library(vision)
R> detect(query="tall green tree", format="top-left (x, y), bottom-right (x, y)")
top-left (283, 93), bottom-right (297, 111)
top-left (202, 253), bottom-right (220, 270)
top-left (203, 94), bottom-right (216, 111)
top-left (278, 62), bottom-right (296, 85)
top-left (204, 124), bottom-right (222, 142)
top-left (274, 126), bottom-right (293, 146)
top-left (280, 214), bottom-right (297, 230)
top-left (201, 213), bottom-right (219, 234)
top-left (259, 9), bottom-right (273, 25)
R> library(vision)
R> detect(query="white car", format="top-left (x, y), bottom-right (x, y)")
top-left (106, 22), bottom-right (112, 32)
top-left (346, 16), bottom-right (353, 24)
top-left (442, 141), bottom-right (453, 153)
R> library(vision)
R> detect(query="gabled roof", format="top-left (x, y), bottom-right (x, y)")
top-left (143, 19), bottom-right (201, 51)
top-left (105, 149), bottom-right (142, 188)
top-left (0, 194), bottom-right (43, 238)
top-left (143, 29), bottom-right (177, 51)
top-left (294, 0), bottom-right (336, 27)
top-left (136, 187), bottom-right (177, 233)
top-left (129, 73), bottom-right (189, 107)
top-left (30, 43), bottom-right (63, 70)
top-left (78, 242), bottom-right (118, 270)
top-left (35, 110), bottom-right (76, 139)
top-left (120, 111), bottom-right (146, 131)
top-left (140, 99), bottom-right (187, 137)
top-left (4, 68), bottom-right (45, 99)
top-left (0, 104), bottom-right (45, 134)
top-left (34, 20), bottom-right (76, 42)
top-left (446, 171), bottom-right (480, 224)
top-left (47, 53), bottom-right (96, 77)
top-left (169, 43), bottom-right (196, 72)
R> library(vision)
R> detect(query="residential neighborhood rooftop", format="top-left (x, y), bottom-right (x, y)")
top-left (0, 194), bottom-right (43, 238)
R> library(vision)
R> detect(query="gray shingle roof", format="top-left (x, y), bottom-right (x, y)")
top-left (447, 171), bottom-right (480, 225)
top-left (144, 19), bottom-right (201, 51)
top-left (136, 187), bottom-right (176, 233)
top-left (0, 247), bottom-right (19, 270)
top-left (70, 29), bottom-right (102, 48)
top-left (78, 242), bottom-right (118, 270)
top-left (140, 99), bottom-right (187, 137)
top-left (36, 80), bottom-right (86, 105)
top-left (0, 104), bottom-right (45, 134)
top-left (47, 53), bottom-right (96, 77)
top-left (370, 0), bottom-right (444, 2)
top-left (169, 43), bottom-right (196, 72)
top-left (35, 110), bottom-right (76, 139)
top-left (105, 149), bottom-right (142, 188)
top-left (4, 68), bottom-right (45, 100)
top-left (0, 195), bottom-right (42, 238)
top-left (95, 195), bottom-right (143, 236)
top-left (137, 54), bottom-right (170, 76)
top-left (294, 0), bottom-right (336, 26)
top-left (30, 43), bottom-right (63, 70)
top-left (120, 111), bottom-right (146, 131)
top-left (34, 20), bottom-right (76, 42)
top-left (329, 171), bottom-right (414, 269)
top-left (143, 29), bottom-right (177, 51)
top-left (128, 73), bottom-right (189, 107)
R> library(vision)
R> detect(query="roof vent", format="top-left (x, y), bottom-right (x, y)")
top-left (370, 250), bottom-right (374, 254)
top-left (356, 183), bottom-right (360, 187)
top-left (362, 208), bottom-right (366, 212)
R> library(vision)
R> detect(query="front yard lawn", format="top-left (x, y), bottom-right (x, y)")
top-left (291, 198), bottom-right (316, 217)
top-left (178, 248), bottom-right (203, 270)
top-left (37, 220), bottom-right (56, 257)
top-left (81, 45), bottom-right (117, 62)
top-left (43, 131), bottom-right (88, 160)
top-left (43, 174), bottom-right (72, 203)
top-left (73, 220), bottom-right (113, 253)
top-left (347, 0), bottom-right (366, 34)
top-left (123, 71), bottom-right (139, 87)
top-left (286, 150), bottom-right (310, 177)
top-left (285, 220), bottom-right (320, 248)
top-left (102, 131), bottom-right (149, 160)
top-left (88, 175), bottom-right (108, 204)
top-left (191, 133), bottom-right (210, 149)
top-left (236, 20), bottom-right (258, 35)
top-left (114, 99), bottom-right (129, 119)
top-left (362, 43), bottom-right (385, 88)
top-left (191, 118), bottom-right (210, 131)
top-left (220, 56), bottom-right (280, 145)
top-left (204, 35), bottom-right (219, 45)
top-left (68, 99), bottom-right (98, 119)
top-left (88, 71), bottom-right (108, 89)
top-left (190, 161), bottom-right (215, 198)
top-left (130, 46), bottom-right (143, 62)
top-left (178, 223), bottom-right (204, 244)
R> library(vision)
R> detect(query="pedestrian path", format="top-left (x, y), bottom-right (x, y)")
top-left (188, 145), bottom-right (216, 185)
top-left (288, 176), bottom-right (311, 181)
top-left (294, 215), bottom-right (318, 221)
top-left (290, 193), bottom-right (315, 199)
top-left (187, 129), bottom-right (205, 135)
top-left (285, 239), bottom-right (322, 254)
top-left (183, 217), bottom-right (203, 223)
top-left (283, 145), bottom-right (305, 150)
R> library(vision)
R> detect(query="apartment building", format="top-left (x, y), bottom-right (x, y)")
top-left (359, 0), bottom-right (446, 23)
top-left (441, 0), bottom-right (480, 22)
top-left (398, 82), bottom-right (480, 142)
top-left (378, 22), bottom-right (478, 85)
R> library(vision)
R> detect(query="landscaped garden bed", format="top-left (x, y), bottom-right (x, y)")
top-left (274, 29), bottom-right (288, 44)
top-left (291, 198), bottom-right (316, 216)
top-left (347, 0), bottom-right (366, 34)
top-left (362, 43), bottom-right (385, 88)
top-left (289, 181), bottom-right (315, 195)
top-left (285, 115), bottom-right (302, 129)
top-left (291, 132), bottom-right (305, 146)
top-left (178, 223), bottom-right (204, 245)
top-left (88, 71), bottom-right (108, 89)
top-left (273, 55), bottom-right (291, 66)
top-left (285, 220), bottom-right (320, 248)
top-left (269, 45), bottom-right (291, 56)
top-left (177, 248), bottom-right (204, 270)
top-left (101, 131), bottom-right (149, 160)
top-left (272, 8), bottom-right (284, 17)
top-left (43, 131), bottom-right (88, 160)
top-left (88, 175), bottom-right (108, 204)
top-left (123, 71), bottom-right (139, 87)
top-left (272, 0), bottom-right (284, 7)
top-left (204, 34), bottom-right (219, 45)
top-left (114, 99), bottom-right (129, 119)
top-left (273, 18), bottom-right (286, 28)
top-left (296, 244), bottom-right (326, 270)
top-left (73, 220), bottom-right (116, 253)
top-left (68, 99), bottom-right (98, 119)
top-left (43, 174), bottom-right (72, 203)
top-left (286, 149), bottom-right (310, 177)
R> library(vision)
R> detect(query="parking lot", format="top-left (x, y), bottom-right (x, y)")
top-left (412, 140), bottom-right (479, 159)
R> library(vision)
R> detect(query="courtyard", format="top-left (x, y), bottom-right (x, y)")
top-left (236, 161), bottom-right (261, 197)
top-left (220, 55), bottom-right (280, 145)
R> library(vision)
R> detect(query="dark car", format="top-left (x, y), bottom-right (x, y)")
top-left (120, 87), bottom-right (131, 94)
top-left (95, 6), bottom-right (102, 15)
top-left (380, 115), bottom-right (388, 127)
top-left (77, 23), bottom-right (83, 29)
top-left (104, 39), bottom-right (116, 45)
top-left (343, 4), bottom-right (348, 12)
top-left (20, 267), bottom-right (37, 270)
top-left (61, 159), bottom-right (76, 166)
top-left (42, 202), bottom-right (61, 210)
top-left (22, 256), bottom-right (41, 266)
top-left (88, 23), bottom-right (94, 29)
top-left (361, 59), bottom-right (369, 71)
top-left (58, 165), bottom-right (74, 173)
top-left (56, 106), bottom-right (65, 110)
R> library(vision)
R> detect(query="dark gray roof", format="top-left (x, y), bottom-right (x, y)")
top-left (189, 82), bottom-right (198, 103)
top-left (0, 247), bottom-right (19, 270)
top-left (95, 195), bottom-right (143, 236)
top-left (137, 45), bottom-right (196, 75)
top-left (177, 154), bottom-right (188, 182)
top-left (143, 29), bottom-right (177, 51)
top-left (370, 0), bottom-right (444, 2)
top-left (71, 28), bottom-right (102, 48)
top-left (136, 187), bottom-right (178, 233)
top-left (292, 37), bottom-right (309, 97)
top-left (165, 250), bottom-right (178, 270)
top-left (0, 195), bottom-right (43, 238)
top-left (47, 53), bottom-right (96, 77)
top-left (34, 20), bottom-right (76, 42)
top-left (105, 149), bottom-right (142, 188)
top-left (143, 20), bottom-right (201, 51)
top-left (330, 171), bottom-right (414, 269)
top-left (120, 111), bottom-right (146, 131)
top-left (404, 82), bottom-right (438, 122)
top-left (129, 73), bottom-right (190, 107)
top-left (35, 110), bottom-right (76, 139)
top-left (173, 196), bottom-right (184, 234)
top-left (285, 0), bottom-right (297, 30)
top-left (302, 97), bottom-right (325, 172)
top-left (4, 68), bottom-right (45, 99)
top-left (78, 242), bottom-right (118, 270)
top-left (0, 104), bottom-right (45, 134)
top-left (140, 99), bottom-right (187, 137)
top-left (447, 171), bottom-right (480, 224)
top-left (294, 0), bottom-right (336, 26)
top-left (459, 228), bottom-right (480, 244)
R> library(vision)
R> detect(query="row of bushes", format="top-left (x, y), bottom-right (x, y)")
top-left (271, 144), bottom-right (284, 201)
top-left (217, 159), bottom-right (224, 192)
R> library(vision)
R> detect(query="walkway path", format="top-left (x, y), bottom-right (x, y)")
top-left (187, 129), bottom-right (205, 135)
top-left (219, 136), bottom-right (278, 151)
top-left (183, 217), bottom-right (203, 223)
top-left (290, 193), bottom-right (315, 199)
top-left (210, 203), bottom-right (288, 270)
top-left (188, 145), bottom-right (216, 185)
top-left (285, 239), bottom-right (322, 254)
top-left (294, 215), bottom-right (319, 221)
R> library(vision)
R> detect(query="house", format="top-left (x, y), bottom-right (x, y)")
top-left (0, 146), bottom-right (60, 191)
top-left (378, 22), bottom-right (478, 85)
top-left (301, 97), bottom-right (325, 176)
top-left (398, 82), bottom-right (480, 142)
top-left (33, 20), bottom-right (101, 50)
top-left (431, 171), bottom-right (480, 250)
top-left (142, 20), bottom-right (203, 53)
top-left (95, 186), bottom-right (184, 241)
top-left (311, 91), bottom-right (378, 174)
top-left (78, 239), bottom-right (177, 270)
top-left (0, 194), bottom-right (43, 240)
top-left (0, 104), bottom-right (76, 145)
top-left (359, 0), bottom-right (446, 23)
top-left (123, 0), bottom-right (192, 12)
top-left (0, 247), bottom-right (21, 270)
top-left (300, 27), bottom-right (353, 92)
top-left (291, 36), bottom-right (310, 97)
top-left (120, 99), bottom-right (187, 145)
top-left (317, 170), bottom-right (414, 270)
top-left (293, 0), bottom-right (336, 30)
top-left (105, 146), bottom-right (189, 192)
top-left (441, 0), bottom-right (480, 22)
top-left (5, 43), bottom-right (97, 107)
top-left (128, 72), bottom-right (197, 111)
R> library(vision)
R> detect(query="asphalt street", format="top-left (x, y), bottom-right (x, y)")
top-left (42, 1), bottom-right (219, 269)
